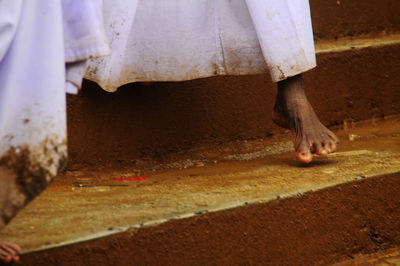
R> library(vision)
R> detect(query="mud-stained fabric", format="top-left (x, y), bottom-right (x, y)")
top-left (62, 0), bottom-right (110, 93)
top-left (0, 0), bottom-right (108, 227)
top-left (86, 0), bottom-right (316, 92)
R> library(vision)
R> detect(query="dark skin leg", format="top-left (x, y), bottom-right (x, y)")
top-left (0, 240), bottom-right (20, 264)
top-left (272, 74), bottom-right (338, 163)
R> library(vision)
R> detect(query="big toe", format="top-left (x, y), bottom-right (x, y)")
top-left (296, 142), bottom-right (313, 163)
top-left (296, 151), bottom-right (312, 163)
top-left (0, 254), bottom-right (12, 264)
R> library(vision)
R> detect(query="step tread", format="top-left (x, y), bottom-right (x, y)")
top-left (1, 117), bottom-right (399, 254)
top-left (316, 33), bottom-right (400, 54)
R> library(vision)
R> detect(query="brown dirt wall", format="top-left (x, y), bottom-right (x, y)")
top-left (310, 0), bottom-right (400, 40)
top-left (66, 44), bottom-right (400, 166)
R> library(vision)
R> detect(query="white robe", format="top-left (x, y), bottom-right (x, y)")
top-left (0, 0), bottom-right (316, 225)
top-left (86, 0), bottom-right (316, 92)
top-left (0, 0), bottom-right (108, 226)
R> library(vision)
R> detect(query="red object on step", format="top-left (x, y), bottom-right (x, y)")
top-left (113, 176), bottom-right (148, 181)
top-left (263, 140), bottom-right (271, 144)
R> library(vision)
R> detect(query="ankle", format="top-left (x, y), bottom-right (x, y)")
top-left (277, 74), bottom-right (308, 104)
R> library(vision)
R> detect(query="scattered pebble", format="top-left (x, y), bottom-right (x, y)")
top-left (348, 134), bottom-right (360, 141)
top-left (195, 161), bottom-right (205, 167)
top-left (113, 176), bottom-right (148, 181)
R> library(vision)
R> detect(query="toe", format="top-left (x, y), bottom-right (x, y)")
top-left (0, 253), bottom-right (12, 264)
top-left (296, 151), bottom-right (313, 163)
top-left (2, 245), bottom-right (18, 257)
top-left (5, 243), bottom-right (21, 254)
top-left (329, 142), bottom-right (336, 153)
top-left (320, 143), bottom-right (330, 156)
top-left (0, 241), bottom-right (21, 264)
top-left (328, 138), bottom-right (337, 153)
top-left (323, 141), bottom-right (332, 154)
top-left (329, 132), bottom-right (339, 144)
top-left (313, 142), bottom-right (328, 157)
top-left (296, 141), bottom-right (313, 163)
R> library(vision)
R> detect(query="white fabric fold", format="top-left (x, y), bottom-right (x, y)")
top-left (0, 0), bottom-right (67, 152)
top-left (62, 0), bottom-right (110, 63)
top-left (86, 0), bottom-right (316, 92)
top-left (246, 0), bottom-right (316, 81)
top-left (0, 0), bottom-right (111, 225)
top-left (0, 0), bottom-right (23, 62)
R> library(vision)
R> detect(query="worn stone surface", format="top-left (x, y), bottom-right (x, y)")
top-left (333, 247), bottom-right (400, 265)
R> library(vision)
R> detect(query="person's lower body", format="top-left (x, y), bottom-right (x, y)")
top-left (0, 0), bottom-right (108, 263)
top-left (0, 1), bottom-right (67, 263)
top-left (85, 0), bottom-right (338, 163)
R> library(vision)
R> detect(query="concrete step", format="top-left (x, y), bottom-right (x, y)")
top-left (1, 116), bottom-right (399, 265)
top-left (67, 34), bottom-right (400, 166)
top-left (310, 0), bottom-right (400, 40)
top-left (333, 247), bottom-right (400, 265)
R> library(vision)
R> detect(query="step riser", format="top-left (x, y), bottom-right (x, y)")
top-left (310, 0), bottom-right (400, 40)
top-left (67, 42), bottom-right (400, 165)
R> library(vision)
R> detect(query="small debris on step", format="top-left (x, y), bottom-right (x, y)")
top-left (113, 176), bottom-right (148, 181)
top-left (194, 210), bottom-right (208, 215)
top-left (72, 182), bottom-right (96, 188)
top-left (348, 134), bottom-right (360, 141)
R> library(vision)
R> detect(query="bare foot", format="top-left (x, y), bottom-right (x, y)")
top-left (272, 74), bottom-right (338, 163)
top-left (0, 240), bottom-right (21, 264)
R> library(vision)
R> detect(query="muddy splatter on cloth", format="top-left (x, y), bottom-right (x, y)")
top-left (0, 0), bottom-right (108, 226)
top-left (86, 0), bottom-right (316, 92)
